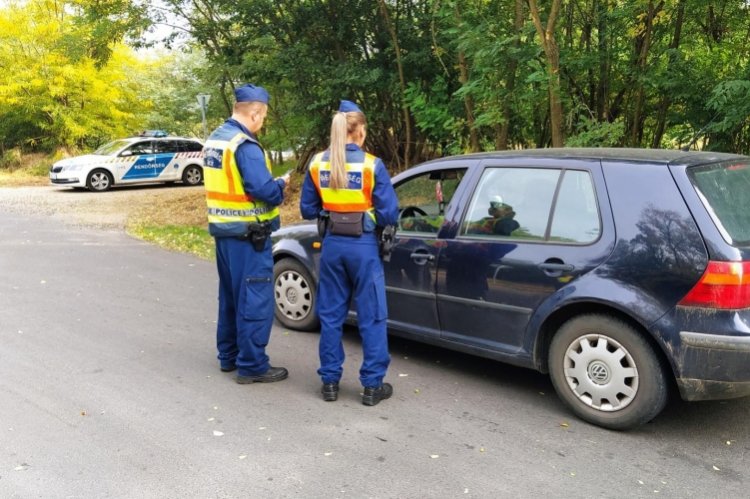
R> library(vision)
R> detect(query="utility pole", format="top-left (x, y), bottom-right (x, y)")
top-left (197, 94), bottom-right (211, 140)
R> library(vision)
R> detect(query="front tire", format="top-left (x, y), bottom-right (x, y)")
top-left (87, 169), bottom-right (113, 192)
top-left (182, 165), bottom-right (203, 186)
top-left (273, 258), bottom-right (319, 331)
top-left (548, 314), bottom-right (668, 430)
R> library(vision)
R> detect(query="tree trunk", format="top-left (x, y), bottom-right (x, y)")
top-left (629, 1), bottom-right (664, 146)
top-left (497, 0), bottom-right (525, 150)
top-left (652, 0), bottom-right (685, 148)
top-left (528, 0), bottom-right (564, 147)
top-left (596, 0), bottom-right (609, 121)
top-left (377, 0), bottom-right (412, 168)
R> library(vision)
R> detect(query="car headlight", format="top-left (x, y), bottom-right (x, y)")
top-left (65, 164), bottom-right (84, 172)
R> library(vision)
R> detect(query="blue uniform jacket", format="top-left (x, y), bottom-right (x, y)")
top-left (300, 144), bottom-right (399, 229)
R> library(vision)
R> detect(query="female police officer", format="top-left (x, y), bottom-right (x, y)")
top-left (299, 100), bottom-right (399, 405)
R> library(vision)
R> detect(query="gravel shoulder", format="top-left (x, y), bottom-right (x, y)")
top-left (0, 182), bottom-right (302, 231)
top-left (0, 184), bottom-right (208, 230)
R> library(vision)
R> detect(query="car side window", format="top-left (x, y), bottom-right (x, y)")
top-left (123, 141), bottom-right (154, 156)
top-left (549, 170), bottom-right (600, 243)
top-left (462, 167), bottom-right (559, 240)
top-left (181, 140), bottom-right (204, 152)
top-left (154, 140), bottom-right (179, 154)
top-left (395, 168), bottom-right (466, 235)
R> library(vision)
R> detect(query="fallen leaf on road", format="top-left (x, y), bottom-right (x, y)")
top-left (430, 454), bottom-right (439, 459)
top-left (213, 430), bottom-right (224, 437)
top-left (560, 422), bottom-right (569, 428)
top-left (713, 465), bottom-right (720, 471)
top-left (414, 389), bottom-right (420, 394)
top-left (324, 452), bottom-right (332, 456)
top-left (638, 480), bottom-right (644, 485)
top-left (479, 447), bottom-right (485, 453)
top-left (207, 417), bottom-right (215, 422)
top-left (80, 411), bottom-right (86, 416)
top-left (239, 455), bottom-right (247, 460)
top-left (398, 373), bottom-right (409, 377)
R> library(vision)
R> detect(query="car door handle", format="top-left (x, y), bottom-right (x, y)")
top-left (538, 262), bottom-right (575, 272)
top-left (410, 251), bottom-right (435, 264)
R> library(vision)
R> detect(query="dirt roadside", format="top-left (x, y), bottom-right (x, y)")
top-left (0, 184), bottom-right (207, 229)
top-left (0, 183), bottom-right (302, 230)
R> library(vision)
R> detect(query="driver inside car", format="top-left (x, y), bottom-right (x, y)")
top-left (466, 195), bottom-right (520, 236)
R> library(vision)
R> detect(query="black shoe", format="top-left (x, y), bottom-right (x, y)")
top-left (220, 364), bottom-right (237, 373)
top-left (236, 366), bottom-right (289, 384)
top-left (362, 383), bottom-right (393, 406)
top-left (321, 382), bottom-right (339, 402)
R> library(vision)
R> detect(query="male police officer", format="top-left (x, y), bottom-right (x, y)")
top-left (203, 84), bottom-right (290, 384)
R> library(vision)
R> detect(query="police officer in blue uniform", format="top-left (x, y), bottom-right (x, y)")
top-left (203, 84), bottom-right (290, 384)
top-left (300, 100), bottom-right (399, 405)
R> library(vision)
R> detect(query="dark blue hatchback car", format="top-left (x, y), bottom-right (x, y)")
top-left (271, 148), bottom-right (750, 430)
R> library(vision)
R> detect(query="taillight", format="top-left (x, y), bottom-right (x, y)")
top-left (679, 261), bottom-right (750, 309)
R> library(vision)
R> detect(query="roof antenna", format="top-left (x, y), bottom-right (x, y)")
top-left (682, 112), bottom-right (720, 152)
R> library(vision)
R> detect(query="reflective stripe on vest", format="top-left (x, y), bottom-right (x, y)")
top-left (309, 152), bottom-right (376, 219)
top-left (203, 133), bottom-right (279, 227)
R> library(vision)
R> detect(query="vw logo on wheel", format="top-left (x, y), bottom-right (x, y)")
top-left (588, 361), bottom-right (611, 385)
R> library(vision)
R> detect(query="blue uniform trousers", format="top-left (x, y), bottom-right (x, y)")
top-left (215, 237), bottom-right (274, 376)
top-left (317, 233), bottom-right (390, 388)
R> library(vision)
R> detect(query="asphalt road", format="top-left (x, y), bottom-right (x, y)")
top-left (1, 208), bottom-right (749, 498)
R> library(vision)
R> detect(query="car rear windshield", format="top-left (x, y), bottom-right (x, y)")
top-left (688, 160), bottom-right (750, 245)
top-left (93, 140), bottom-right (131, 156)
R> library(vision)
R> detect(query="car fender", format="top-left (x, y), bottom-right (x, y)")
top-left (271, 223), bottom-right (321, 278)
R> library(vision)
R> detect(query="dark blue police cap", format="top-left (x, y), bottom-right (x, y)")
top-left (235, 84), bottom-right (269, 104)
top-left (339, 100), bottom-right (362, 113)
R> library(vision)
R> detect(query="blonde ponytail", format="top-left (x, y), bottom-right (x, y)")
top-left (328, 110), bottom-right (367, 190)
top-left (329, 112), bottom-right (348, 189)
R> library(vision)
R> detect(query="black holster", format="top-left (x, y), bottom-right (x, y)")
top-left (317, 214), bottom-right (329, 238)
top-left (377, 225), bottom-right (397, 262)
top-left (242, 221), bottom-right (272, 251)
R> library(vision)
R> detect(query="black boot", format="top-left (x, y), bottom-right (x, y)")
top-left (321, 382), bottom-right (339, 401)
top-left (236, 366), bottom-right (289, 384)
top-left (362, 383), bottom-right (393, 406)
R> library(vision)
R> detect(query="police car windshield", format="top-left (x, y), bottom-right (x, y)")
top-left (93, 140), bottom-right (131, 156)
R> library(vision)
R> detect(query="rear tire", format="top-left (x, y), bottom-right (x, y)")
top-left (273, 258), bottom-right (319, 331)
top-left (87, 169), bottom-right (113, 192)
top-left (548, 314), bottom-right (668, 430)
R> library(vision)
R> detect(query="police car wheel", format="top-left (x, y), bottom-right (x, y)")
top-left (182, 165), bottom-right (203, 186)
top-left (87, 169), bottom-right (113, 192)
top-left (273, 258), bottom-right (319, 331)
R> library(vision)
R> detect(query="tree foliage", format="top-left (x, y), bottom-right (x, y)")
top-left (0, 0), bottom-right (151, 152)
top-left (7, 0), bottom-right (750, 165)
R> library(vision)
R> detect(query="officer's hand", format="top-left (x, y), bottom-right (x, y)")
top-left (280, 172), bottom-right (291, 188)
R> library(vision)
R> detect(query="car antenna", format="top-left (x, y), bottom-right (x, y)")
top-left (681, 112), bottom-right (720, 152)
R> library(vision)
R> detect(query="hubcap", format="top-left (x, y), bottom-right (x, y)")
top-left (186, 168), bottom-right (201, 184)
top-left (562, 334), bottom-right (639, 412)
top-left (274, 269), bottom-right (312, 322)
top-left (91, 173), bottom-right (109, 190)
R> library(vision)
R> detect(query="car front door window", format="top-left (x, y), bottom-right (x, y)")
top-left (396, 169), bottom-right (465, 235)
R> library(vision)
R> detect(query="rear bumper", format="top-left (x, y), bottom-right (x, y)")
top-left (676, 331), bottom-right (750, 401)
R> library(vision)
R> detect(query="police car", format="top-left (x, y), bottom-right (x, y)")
top-left (49, 133), bottom-right (205, 192)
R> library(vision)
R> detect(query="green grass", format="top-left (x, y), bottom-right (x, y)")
top-left (129, 224), bottom-right (215, 260)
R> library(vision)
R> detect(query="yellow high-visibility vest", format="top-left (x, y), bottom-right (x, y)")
top-left (309, 151), bottom-right (376, 221)
top-left (203, 132), bottom-right (279, 234)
